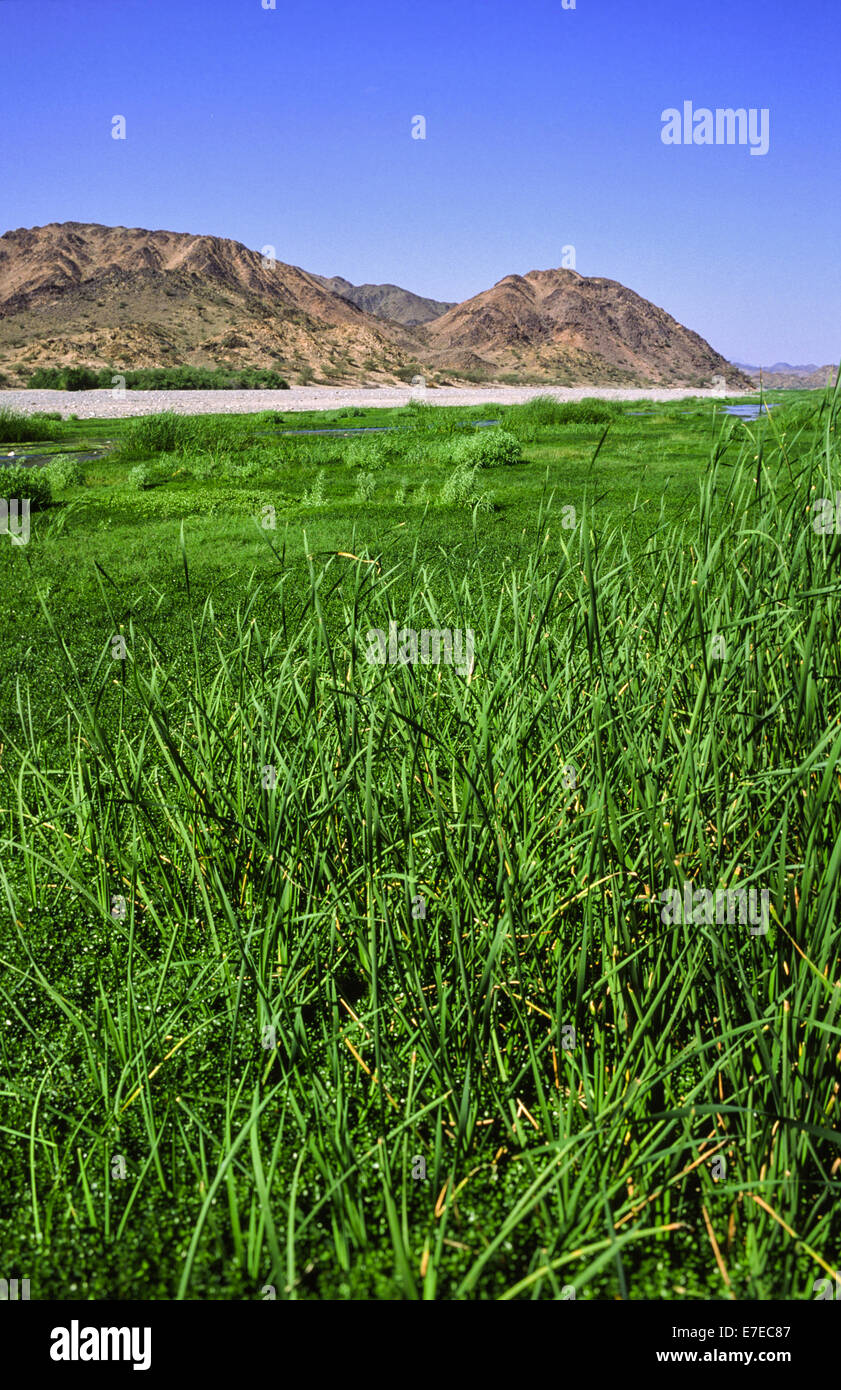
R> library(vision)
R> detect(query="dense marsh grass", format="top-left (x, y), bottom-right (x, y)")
top-left (0, 407), bottom-right (65, 444)
top-left (506, 396), bottom-right (623, 440)
top-left (1, 388), bottom-right (839, 1299)
top-left (114, 412), bottom-right (261, 461)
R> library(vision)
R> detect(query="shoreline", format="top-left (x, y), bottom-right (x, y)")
top-left (0, 384), bottom-right (760, 418)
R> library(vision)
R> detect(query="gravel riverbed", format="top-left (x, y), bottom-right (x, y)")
top-left (0, 384), bottom-right (753, 419)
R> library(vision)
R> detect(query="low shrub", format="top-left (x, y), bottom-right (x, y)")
top-left (188, 455), bottom-right (224, 482)
top-left (0, 464), bottom-right (52, 508)
top-left (222, 450), bottom-right (263, 480)
top-left (450, 427), bottom-right (523, 468)
top-left (403, 440), bottom-right (446, 470)
top-left (26, 365), bottom-right (290, 391)
top-left (104, 486), bottom-right (281, 521)
top-left (555, 399), bottom-right (622, 424)
top-left (301, 471), bottom-right (327, 507)
top-left (45, 455), bottom-right (85, 490)
top-left (395, 362), bottom-right (426, 383)
top-left (354, 470), bottom-right (377, 502)
top-left (318, 408), bottom-right (367, 423)
top-left (439, 461), bottom-right (495, 511)
top-left (343, 434), bottom-right (402, 470)
top-left (126, 463), bottom-right (154, 490)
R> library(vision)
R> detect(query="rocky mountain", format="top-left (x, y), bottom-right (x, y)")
top-left (0, 222), bottom-right (752, 389)
top-left (0, 222), bottom-right (411, 384)
top-left (416, 269), bottom-right (752, 387)
top-left (310, 274), bottom-right (455, 326)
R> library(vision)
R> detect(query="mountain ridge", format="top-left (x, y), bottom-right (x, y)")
top-left (0, 222), bottom-right (752, 389)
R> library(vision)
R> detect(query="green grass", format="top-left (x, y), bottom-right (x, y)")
top-left (1, 388), bottom-right (839, 1300)
top-left (0, 407), bottom-right (66, 444)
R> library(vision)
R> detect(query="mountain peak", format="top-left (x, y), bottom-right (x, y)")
top-left (309, 273), bottom-right (455, 325)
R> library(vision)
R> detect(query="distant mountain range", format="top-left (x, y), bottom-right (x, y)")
top-left (730, 361), bottom-right (838, 389)
top-left (0, 222), bottom-right (754, 389)
top-left (733, 362), bottom-right (819, 374)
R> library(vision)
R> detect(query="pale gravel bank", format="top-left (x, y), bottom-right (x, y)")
top-left (0, 384), bottom-right (756, 419)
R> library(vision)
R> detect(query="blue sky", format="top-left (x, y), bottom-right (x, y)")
top-left (1, 0), bottom-right (839, 364)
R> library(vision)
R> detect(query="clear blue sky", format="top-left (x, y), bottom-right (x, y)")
top-left (1, 0), bottom-right (838, 364)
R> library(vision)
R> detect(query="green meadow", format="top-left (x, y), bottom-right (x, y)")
top-left (1, 389), bottom-right (839, 1300)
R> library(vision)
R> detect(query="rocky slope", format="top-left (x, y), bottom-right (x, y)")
top-left (0, 222), bottom-right (409, 383)
top-left (417, 269), bottom-right (752, 387)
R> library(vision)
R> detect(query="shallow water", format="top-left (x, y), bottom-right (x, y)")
top-left (626, 404), bottom-right (779, 422)
top-left (0, 449), bottom-right (105, 469)
top-left (721, 403), bottom-right (779, 421)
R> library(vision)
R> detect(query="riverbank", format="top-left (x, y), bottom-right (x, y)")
top-left (0, 383), bottom-right (757, 418)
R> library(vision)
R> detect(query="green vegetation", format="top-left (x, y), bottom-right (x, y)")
top-left (395, 361), bottom-right (426, 383)
top-left (439, 460), bottom-right (495, 510)
top-left (25, 365), bottom-right (291, 391)
top-left (301, 468), bottom-right (327, 507)
top-left (0, 463), bottom-right (52, 507)
top-left (1, 388), bottom-right (839, 1301)
top-left (0, 407), bottom-right (64, 443)
top-left (450, 426), bottom-right (523, 467)
top-left (126, 462), bottom-right (154, 490)
top-left (44, 454), bottom-right (86, 491)
top-left (507, 395), bottom-right (623, 440)
top-left (113, 411), bottom-right (262, 462)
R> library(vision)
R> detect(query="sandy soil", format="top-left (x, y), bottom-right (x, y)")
top-left (0, 384), bottom-right (755, 419)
